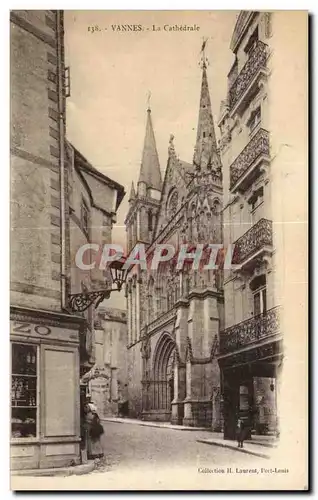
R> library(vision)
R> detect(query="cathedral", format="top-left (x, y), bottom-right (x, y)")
top-left (125, 54), bottom-right (224, 429)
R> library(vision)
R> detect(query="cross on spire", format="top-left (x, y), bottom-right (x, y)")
top-left (147, 90), bottom-right (152, 111)
top-left (199, 37), bottom-right (209, 69)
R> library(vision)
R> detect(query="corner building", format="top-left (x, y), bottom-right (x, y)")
top-left (10, 10), bottom-right (124, 469)
top-left (216, 11), bottom-right (306, 439)
top-left (125, 61), bottom-right (224, 429)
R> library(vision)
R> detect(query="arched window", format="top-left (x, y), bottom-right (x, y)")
top-left (166, 351), bottom-right (174, 381)
top-left (147, 277), bottom-right (154, 322)
top-left (148, 209), bottom-right (153, 231)
top-left (166, 189), bottom-right (178, 219)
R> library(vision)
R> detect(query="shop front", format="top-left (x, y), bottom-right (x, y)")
top-left (219, 339), bottom-right (283, 440)
top-left (10, 306), bottom-right (85, 471)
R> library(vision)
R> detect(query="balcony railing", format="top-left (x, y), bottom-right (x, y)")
top-left (232, 218), bottom-right (272, 265)
top-left (229, 40), bottom-right (268, 110)
top-left (230, 128), bottom-right (270, 190)
top-left (219, 306), bottom-right (280, 354)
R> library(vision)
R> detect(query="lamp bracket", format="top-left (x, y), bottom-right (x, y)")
top-left (69, 289), bottom-right (112, 312)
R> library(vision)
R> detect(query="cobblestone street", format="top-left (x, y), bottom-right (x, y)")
top-left (12, 421), bottom-right (276, 490)
top-left (94, 421), bottom-right (267, 474)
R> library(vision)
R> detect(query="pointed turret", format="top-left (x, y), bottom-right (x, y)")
top-left (193, 58), bottom-right (222, 175)
top-left (128, 181), bottom-right (136, 203)
top-left (137, 107), bottom-right (162, 195)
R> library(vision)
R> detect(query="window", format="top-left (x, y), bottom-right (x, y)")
top-left (239, 385), bottom-right (249, 411)
top-left (81, 199), bottom-right (89, 235)
top-left (148, 210), bottom-right (153, 232)
top-left (11, 343), bottom-right (38, 438)
top-left (250, 275), bottom-right (267, 316)
top-left (253, 288), bottom-right (267, 315)
top-left (245, 27), bottom-right (259, 56)
top-left (166, 190), bottom-right (178, 219)
top-left (249, 187), bottom-right (264, 220)
top-left (248, 106), bottom-right (261, 134)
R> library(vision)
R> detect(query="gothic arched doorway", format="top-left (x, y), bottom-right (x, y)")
top-left (152, 333), bottom-right (175, 419)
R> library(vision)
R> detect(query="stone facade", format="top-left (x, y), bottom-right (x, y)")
top-left (10, 10), bottom-right (125, 470)
top-left (217, 11), bottom-right (287, 439)
top-left (82, 307), bottom-right (128, 418)
top-left (125, 61), bottom-right (224, 429)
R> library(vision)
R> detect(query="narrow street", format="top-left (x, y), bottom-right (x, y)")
top-left (95, 421), bottom-right (266, 473)
top-left (12, 421), bottom-right (272, 490)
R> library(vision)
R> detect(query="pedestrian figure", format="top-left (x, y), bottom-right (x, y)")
top-left (86, 394), bottom-right (98, 414)
top-left (236, 417), bottom-right (245, 448)
top-left (84, 398), bottom-right (104, 460)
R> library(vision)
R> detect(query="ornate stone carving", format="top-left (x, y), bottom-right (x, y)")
top-left (229, 40), bottom-right (268, 109)
top-left (185, 334), bottom-right (219, 365)
top-left (168, 133), bottom-right (176, 158)
top-left (230, 128), bottom-right (270, 190)
top-left (219, 306), bottom-right (280, 354)
top-left (141, 337), bottom-right (151, 359)
top-left (146, 308), bottom-right (176, 336)
top-left (80, 364), bottom-right (110, 383)
top-left (264, 12), bottom-right (272, 38)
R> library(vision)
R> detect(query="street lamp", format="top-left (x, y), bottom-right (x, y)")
top-left (108, 256), bottom-right (129, 292)
top-left (68, 256), bottom-right (128, 313)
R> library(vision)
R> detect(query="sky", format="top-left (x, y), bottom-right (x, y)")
top-left (64, 10), bottom-right (238, 307)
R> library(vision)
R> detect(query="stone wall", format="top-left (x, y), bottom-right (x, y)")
top-left (10, 10), bottom-right (65, 312)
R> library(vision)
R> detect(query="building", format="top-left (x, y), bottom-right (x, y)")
top-left (125, 55), bottom-right (224, 429)
top-left (217, 11), bottom-right (307, 439)
top-left (125, 11), bottom-right (307, 436)
top-left (82, 307), bottom-right (128, 418)
top-left (66, 143), bottom-right (125, 381)
top-left (10, 10), bottom-right (125, 470)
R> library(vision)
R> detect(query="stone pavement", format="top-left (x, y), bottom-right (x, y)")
top-left (197, 437), bottom-right (272, 459)
top-left (101, 416), bottom-right (209, 432)
top-left (101, 417), bottom-right (276, 458)
top-left (11, 460), bottom-right (95, 478)
top-left (12, 421), bottom-right (280, 490)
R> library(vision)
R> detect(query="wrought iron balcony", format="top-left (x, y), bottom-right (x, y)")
top-left (230, 128), bottom-right (270, 191)
top-left (219, 306), bottom-right (280, 354)
top-left (229, 40), bottom-right (268, 111)
top-left (232, 218), bottom-right (272, 266)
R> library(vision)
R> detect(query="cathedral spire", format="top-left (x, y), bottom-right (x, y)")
top-left (137, 105), bottom-right (162, 192)
top-left (128, 181), bottom-right (136, 202)
top-left (193, 41), bottom-right (221, 174)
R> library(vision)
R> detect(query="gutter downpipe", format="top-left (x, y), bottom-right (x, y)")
top-left (57, 10), bottom-right (67, 310)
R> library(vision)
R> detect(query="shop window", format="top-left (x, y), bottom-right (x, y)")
top-left (11, 343), bottom-right (38, 438)
top-left (239, 385), bottom-right (249, 411)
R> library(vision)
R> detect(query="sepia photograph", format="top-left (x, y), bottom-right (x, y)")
top-left (9, 9), bottom-right (308, 491)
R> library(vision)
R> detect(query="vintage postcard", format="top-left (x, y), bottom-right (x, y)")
top-left (10, 10), bottom-right (308, 490)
